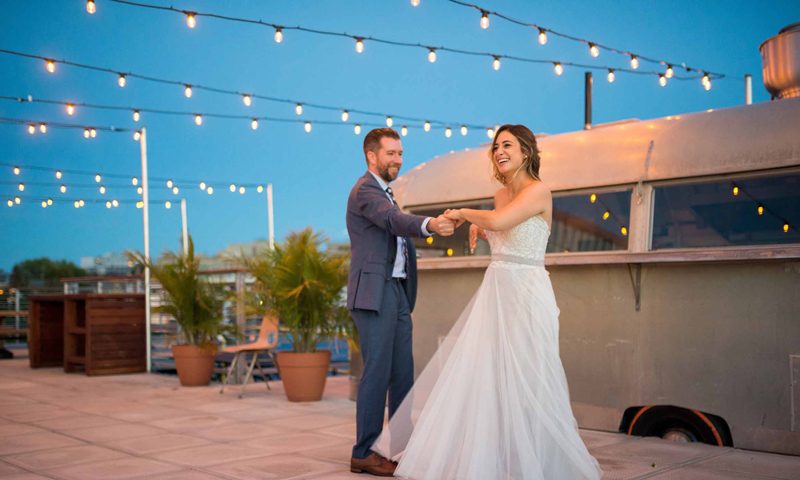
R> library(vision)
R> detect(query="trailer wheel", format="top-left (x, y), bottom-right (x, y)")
top-left (621, 405), bottom-right (733, 447)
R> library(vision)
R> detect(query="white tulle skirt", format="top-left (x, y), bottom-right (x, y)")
top-left (372, 261), bottom-right (603, 480)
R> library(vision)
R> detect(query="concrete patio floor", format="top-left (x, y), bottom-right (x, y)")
top-left (2, 350), bottom-right (800, 480)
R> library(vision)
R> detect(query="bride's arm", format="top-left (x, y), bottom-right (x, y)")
top-left (449, 184), bottom-right (549, 231)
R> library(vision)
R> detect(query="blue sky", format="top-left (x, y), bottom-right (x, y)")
top-left (1, 0), bottom-right (798, 271)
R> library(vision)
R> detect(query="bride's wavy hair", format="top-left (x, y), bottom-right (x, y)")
top-left (489, 124), bottom-right (541, 185)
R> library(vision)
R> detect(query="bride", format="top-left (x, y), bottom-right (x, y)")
top-left (371, 124), bottom-right (603, 479)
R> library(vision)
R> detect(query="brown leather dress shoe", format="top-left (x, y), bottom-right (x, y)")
top-left (350, 452), bottom-right (397, 476)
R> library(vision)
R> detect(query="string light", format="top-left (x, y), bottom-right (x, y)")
top-left (95, 174), bottom-right (101, 183)
top-left (733, 185), bottom-right (739, 196)
top-left (184, 85), bottom-right (193, 98)
top-left (411, 0), bottom-right (420, 5)
top-left (447, 248), bottom-right (454, 257)
top-left (251, 119), bottom-right (258, 130)
top-left (186, 12), bottom-right (196, 29)
top-left (703, 73), bottom-right (712, 90)
top-left (355, 38), bottom-right (364, 53)
top-left (401, 126), bottom-right (408, 136)
top-left (621, 226), bottom-right (628, 236)
top-left (200, 182), bottom-right (206, 190)
top-left (106, 201), bottom-right (111, 209)
top-left (487, 128), bottom-right (493, 138)
top-left (90, 128), bottom-right (97, 138)
top-left (86, 0), bottom-right (96, 14)
top-left (13, 166), bottom-right (20, 175)
top-left (589, 43), bottom-right (599, 57)
top-left (607, 69), bottom-right (615, 83)
top-left (195, 114), bottom-right (202, 125)
top-left (47, 198), bottom-right (52, 205)
top-left (659, 75), bottom-right (667, 87)
top-left (41, 201), bottom-right (47, 208)
top-left (112, 199), bottom-right (119, 207)
top-left (341, 110), bottom-right (349, 122)
top-left (590, 194), bottom-right (596, 203)
top-left (133, 131), bottom-right (141, 141)
top-left (304, 121), bottom-right (312, 132)
top-left (165, 201), bottom-right (171, 209)
top-left (492, 56), bottom-right (501, 71)
top-left (426, 236), bottom-right (433, 245)
top-left (295, 104), bottom-right (303, 115)
top-left (243, 95), bottom-right (251, 106)
top-left (665, 65), bottom-right (674, 79)
top-left (39, 123), bottom-right (46, 133)
top-left (28, 124), bottom-right (35, 134)
top-left (445, 127), bottom-right (452, 138)
top-left (630, 55), bottom-right (639, 70)
top-left (118, 74), bottom-right (126, 87)
top-left (758, 205), bottom-right (764, 215)
top-left (133, 110), bottom-right (140, 121)
top-left (67, 104), bottom-right (75, 115)
top-left (137, 186), bottom-right (143, 194)
top-left (7, 200), bottom-right (13, 207)
top-left (274, 27), bottom-right (283, 43)
top-left (386, 116), bottom-right (394, 127)
top-left (785, 224), bottom-right (790, 233)
top-left (554, 63), bottom-right (563, 75)
top-left (354, 124), bottom-right (361, 134)
top-left (207, 186), bottom-right (214, 194)
top-left (15, 197), bottom-right (20, 204)
top-left (538, 28), bottom-right (547, 45)
top-left (461, 125), bottom-right (468, 136)
top-left (46, 60), bottom-right (55, 73)
top-left (480, 10), bottom-right (490, 29)
top-left (74, 201), bottom-right (79, 208)
top-left (603, 211), bottom-right (610, 220)
top-left (173, 187), bottom-right (179, 195)
top-left (239, 186), bottom-right (245, 194)
top-left (132, 177), bottom-right (138, 186)
top-left (84, 128), bottom-right (90, 138)
top-left (56, 170), bottom-right (62, 179)
top-left (230, 184), bottom-right (236, 192)
top-left (99, 186), bottom-right (106, 194)
top-left (60, 185), bottom-right (66, 193)
top-left (257, 185), bottom-right (264, 193)
top-left (167, 180), bottom-right (173, 188)
top-left (18, 183), bottom-right (24, 191)
top-left (428, 49), bottom-right (437, 63)
top-left (424, 122), bottom-right (431, 132)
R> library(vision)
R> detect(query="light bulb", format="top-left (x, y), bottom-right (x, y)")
top-left (165, 201), bottom-right (171, 209)
top-left (401, 126), bottom-right (408, 136)
top-left (195, 114), bottom-right (202, 125)
top-left (590, 194), bottom-right (596, 203)
top-left (13, 167), bottom-right (20, 175)
top-left (251, 119), bottom-right (258, 130)
top-left (46, 60), bottom-right (55, 73)
top-left (167, 180), bottom-right (173, 188)
top-left (100, 186), bottom-right (106, 194)
top-left (67, 104), bottom-right (75, 115)
top-left (112, 199), bottom-right (118, 207)
top-left (603, 211), bottom-right (610, 220)
top-left (274, 28), bottom-right (283, 43)
top-left (137, 202), bottom-right (142, 209)
top-left (95, 174), bottom-right (101, 183)
top-left (239, 186), bottom-right (245, 194)
top-left (133, 110), bottom-right (140, 121)
top-left (554, 63), bottom-right (563, 75)
top-left (90, 128), bottom-right (96, 138)
top-left (492, 57), bottom-right (501, 71)
top-left (74, 201), bottom-right (79, 208)
top-left (758, 205), bottom-right (764, 215)
top-left (461, 125), bottom-right (467, 136)
top-left (589, 44), bottom-right (599, 57)
top-left (39, 123), bottom-right (47, 133)
top-left (665, 65), bottom-right (674, 79)
top-left (18, 183), bottom-right (24, 191)
top-left (630, 55), bottom-right (639, 69)
top-left (42, 201), bottom-right (47, 208)
top-left (703, 75), bottom-right (712, 90)
top-left (304, 121), bottom-right (311, 132)
top-left (659, 75), bottom-right (667, 87)
top-left (186, 13), bottom-right (196, 28)
top-left (86, 0), bottom-right (96, 14)
top-left (56, 170), bottom-right (62, 179)
top-left (8, 200), bottom-right (13, 207)
top-left (134, 131), bottom-right (141, 141)
top-left (137, 186), bottom-right (143, 194)
top-left (242, 94), bottom-right (251, 106)
top-left (354, 124), bottom-right (361, 134)
top-left (257, 185), bottom-right (264, 193)
top-left (424, 121), bottom-right (431, 132)
top-left (184, 85), bottom-right (193, 98)
top-left (28, 124), bottom-right (35, 134)
top-left (295, 104), bottom-right (303, 115)
top-left (355, 39), bottom-right (364, 53)
top-left (106, 201), bottom-right (111, 209)
top-left (230, 184), bottom-right (236, 192)
top-left (426, 236), bottom-right (433, 245)
top-left (84, 129), bottom-right (90, 138)
top-left (621, 227), bottom-right (628, 236)
top-left (785, 224), bottom-right (790, 233)
top-left (607, 70), bottom-right (615, 83)
top-left (733, 186), bottom-right (739, 196)
top-left (538, 29), bottom-right (547, 45)
top-left (480, 11), bottom-right (489, 29)
top-left (341, 110), bottom-right (349, 122)
top-left (47, 198), bottom-right (52, 205)
top-left (411, 0), bottom-right (419, 5)
top-left (386, 116), bottom-right (393, 127)
top-left (428, 49), bottom-right (437, 63)
top-left (118, 74), bottom-right (126, 87)
top-left (14, 197), bottom-right (20, 204)
top-left (207, 186), bottom-right (213, 194)
top-left (200, 182), bottom-right (206, 190)
top-left (704, 81), bottom-right (712, 91)
top-left (60, 185), bottom-right (66, 193)
top-left (447, 248), bottom-right (453, 257)
top-left (173, 187), bottom-right (179, 195)
top-left (487, 128), bottom-right (494, 138)
top-left (445, 127), bottom-right (452, 138)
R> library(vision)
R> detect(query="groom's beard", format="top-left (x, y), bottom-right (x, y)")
top-left (379, 164), bottom-right (400, 183)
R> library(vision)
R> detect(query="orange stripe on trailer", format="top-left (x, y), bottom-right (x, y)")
top-left (627, 405), bottom-right (653, 435)
top-left (691, 409), bottom-right (723, 446)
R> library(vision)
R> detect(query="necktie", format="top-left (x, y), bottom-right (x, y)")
top-left (386, 187), bottom-right (408, 275)
top-left (386, 187), bottom-right (395, 203)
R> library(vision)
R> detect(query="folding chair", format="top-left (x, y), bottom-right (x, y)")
top-left (220, 315), bottom-right (279, 398)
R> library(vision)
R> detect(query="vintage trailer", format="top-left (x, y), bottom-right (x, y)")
top-left (392, 25), bottom-right (800, 455)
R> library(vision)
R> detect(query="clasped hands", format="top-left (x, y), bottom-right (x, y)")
top-left (427, 209), bottom-right (467, 237)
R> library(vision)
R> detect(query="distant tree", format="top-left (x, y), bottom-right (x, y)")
top-left (9, 258), bottom-right (87, 288)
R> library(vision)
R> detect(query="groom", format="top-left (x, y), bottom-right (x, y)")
top-left (347, 128), bottom-right (455, 476)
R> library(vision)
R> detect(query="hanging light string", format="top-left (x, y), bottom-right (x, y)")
top-left (588, 193), bottom-right (628, 236)
top-left (0, 95), bottom-right (482, 131)
top-left (730, 181), bottom-right (794, 234)
top-left (0, 116), bottom-right (133, 133)
top-left (446, 0), bottom-right (727, 80)
top-left (78, 1), bottom-right (715, 84)
top-left (5, 193), bottom-right (174, 209)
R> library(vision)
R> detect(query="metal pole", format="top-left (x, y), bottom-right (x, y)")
top-left (267, 183), bottom-right (275, 250)
top-left (745, 74), bottom-right (753, 105)
top-left (181, 198), bottom-right (188, 256)
top-left (14, 290), bottom-right (20, 331)
top-left (584, 71), bottom-right (593, 130)
top-left (140, 127), bottom-right (152, 373)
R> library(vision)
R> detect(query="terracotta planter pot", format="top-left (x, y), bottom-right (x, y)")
top-left (277, 350), bottom-right (332, 402)
top-left (172, 344), bottom-right (218, 386)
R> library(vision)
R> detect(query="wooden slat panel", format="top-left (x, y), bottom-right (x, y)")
top-left (90, 333), bottom-right (146, 343)
top-left (91, 343), bottom-right (145, 354)
top-left (88, 309), bottom-right (146, 318)
top-left (89, 358), bottom-right (146, 369)
top-left (91, 350), bottom-right (145, 361)
top-left (0, 311), bottom-right (28, 317)
top-left (91, 324), bottom-right (144, 332)
top-left (87, 366), bottom-right (146, 376)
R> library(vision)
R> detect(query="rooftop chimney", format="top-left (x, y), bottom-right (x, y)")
top-left (759, 22), bottom-right (800, 99)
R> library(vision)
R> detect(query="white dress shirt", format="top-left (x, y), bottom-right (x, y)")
top-left (369, 171), bottom-right (432, 279)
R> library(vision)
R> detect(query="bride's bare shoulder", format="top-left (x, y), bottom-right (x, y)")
top-left (493, 187), bottom-right (510, 209)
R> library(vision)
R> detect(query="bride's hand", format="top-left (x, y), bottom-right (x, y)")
top-left (469, 224), bottom-right (486, 253)
top-left (444, 209), bottom-right (466, 228)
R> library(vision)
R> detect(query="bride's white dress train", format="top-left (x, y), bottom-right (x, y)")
top-left (372, 215), bottom-right (603, 480)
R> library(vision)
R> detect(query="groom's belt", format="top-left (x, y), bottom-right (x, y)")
top-left (491, 254), bottom-right (545, 267)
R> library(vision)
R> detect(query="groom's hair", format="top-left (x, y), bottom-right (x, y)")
top-left (363, 128), bottom-right (400, 163)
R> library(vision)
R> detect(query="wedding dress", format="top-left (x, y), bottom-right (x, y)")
top-left (372, 215), bottom-right (603, 480)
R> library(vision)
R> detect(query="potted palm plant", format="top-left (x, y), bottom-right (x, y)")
top-left (237, 228), bottom-right (351, 402)
top-left (127, 236), bottom-right (235, 386)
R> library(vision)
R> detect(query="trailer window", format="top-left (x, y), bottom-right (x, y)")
top-left (547, 190), bottom-right (632, 253)
top-left (652, 174), bottom-right (800, 249)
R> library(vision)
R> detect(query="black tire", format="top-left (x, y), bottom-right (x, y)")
top-left (622, 405), bottom-right (733, 447)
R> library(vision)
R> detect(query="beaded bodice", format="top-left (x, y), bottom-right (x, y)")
top-left (485, 215), bottom-right (550, 263)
